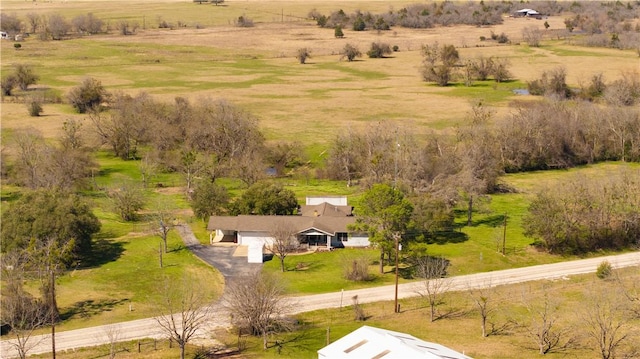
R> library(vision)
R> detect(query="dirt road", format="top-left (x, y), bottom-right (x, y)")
top-left (2, 251), bottom-right (638, 358)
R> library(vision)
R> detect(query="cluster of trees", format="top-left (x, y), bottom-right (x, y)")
top-left (564, 1), bottom-right (640, 49)
top-left (528, 67), bottom-right (640, 106)
top-left (6, 123), bottom-right (96, 190)
top-left (309, 2), bottom-right (513, 31)
top-left (1, 12), bottom-right (107, 40)
top-left (421, 43), bottom-right (512, 86)
top-left (1, 189), bottom-right (102, 355)
top-left (1, 64), bottom-right (39, 96)
top-left (525, 172), bottom-right (640, 254)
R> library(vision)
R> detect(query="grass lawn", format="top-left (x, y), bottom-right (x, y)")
top-left (52, 230), bottom-right (224, 332)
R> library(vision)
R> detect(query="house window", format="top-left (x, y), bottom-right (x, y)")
top-left (337, 232), bottom-right (348, 242)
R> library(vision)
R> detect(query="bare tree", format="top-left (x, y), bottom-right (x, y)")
top-left (522, 26), bottom-right (543, 47)
top-left (12, 127), bottom-right (46, 189)
top-left (521, 287), bottom-right (577, 354)
top-left (1, 252), bottom-right (49, 359)
top-left (466, 279), bottom-right (497, 337)
top-left (152, 198), bottom-right (175, 253)
top-left (414, 256), bottom-right (451, 322)
top-left (581, 288), bottom-right (639, 359)
top-left (154, 276), bottom-right (212, 359)
top-left (267, 220), bottom-right (300, 272)
top-left (96, 324), bottom-right (122, 359)
top-left (223, 270), bottom-right (294, 350)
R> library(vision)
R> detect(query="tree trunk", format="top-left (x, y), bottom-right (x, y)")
top-left (379, 249), bottom-right (384, 274)
top-left (180, 344), bottom-right (185, 359)
top-left (467, 195), bottom-right (473, 226)
top-left (280, 257), bottom-right (285, 272)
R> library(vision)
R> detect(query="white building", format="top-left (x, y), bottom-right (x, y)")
top-left (318, 325), bottom-right (473, 359)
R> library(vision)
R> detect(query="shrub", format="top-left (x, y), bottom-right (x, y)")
top-left (334, 25), bottom-right (344, 38)
top-left (1, 75), bottom-right (17, 96)
top-left (343, 255), bottom-right (370, 281)
top-left (353, 17), bottom-right (365, 31)
top-left (367, 42), bottom-right (392, 58)
top-left (67, 77), bottom-right (108, 113)
top-left (296, 48), bottom-right (311, 64)
top-left (596, 260), bottom-right (613, 280)
top-left (26, 97), bottom-right (43, 116)
top-left (392, 45), bottom-right (399, 52)
top-left (235, 15), bottom-right (254, 27)
top-left (14, 43), bottom-right (21, 50)
top-left (341, 43), bottom-right (362, 61)
top-left (496, 32), bottom-right (509, 44)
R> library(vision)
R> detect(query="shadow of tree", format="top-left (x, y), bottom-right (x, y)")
top-left (80, 238), bottom-right (125, 268)
top-left (431, 230), bottom-right (469, 244)
top-left (471, 214), bottom-right (507, 228)
top-left (60, 298), bottom-right (129, 321)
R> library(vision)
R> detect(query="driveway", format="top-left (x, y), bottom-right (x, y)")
top-left (175, 224), bottom-right (261, 282)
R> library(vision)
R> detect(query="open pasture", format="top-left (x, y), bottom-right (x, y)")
top-left (2, 0), bottom-right (638, 149)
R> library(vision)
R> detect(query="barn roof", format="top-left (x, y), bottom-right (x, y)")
top-left (317, 326), bottom-right (473, 359)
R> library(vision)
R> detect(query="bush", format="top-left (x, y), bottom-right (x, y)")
top-left (26, 97), bottom-right (43, 116)
top-left (392, 45), bottom-right (399, 52)
top-left (343, 255), bottom-right (370, 281)
top-left (367, 42), bottom-right (392, 58)
top-left (596, 260), bottom-right (613, 280)
top-left (296, 48), bottom-right (311, 64)
top-left (235, 15), bottom-right (254, 27)
top-left (334, 25), bottom-right (344, 38)
top-left (14, 43), bottom-right (21, 50)
top-left (353, 17), bottom-right (365, 31)
top-left (341, 43), bottom-right (362, 62)
top-left (67, 77), bottom-right (108, 113)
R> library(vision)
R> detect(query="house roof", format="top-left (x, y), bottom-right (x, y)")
top-left (317, 325), bottom-right (473, 359)
top-left (207, 215), bottom-right (357, 235)
top-left (300, 203), bottom-right (353, 217)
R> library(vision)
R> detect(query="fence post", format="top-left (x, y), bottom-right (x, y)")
top-left (137, 341), bottom-right (141, 353)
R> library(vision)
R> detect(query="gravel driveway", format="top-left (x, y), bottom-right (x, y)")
top-left (175, 224), bottom-right (261, 281)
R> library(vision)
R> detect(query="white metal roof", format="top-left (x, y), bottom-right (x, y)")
top-left (318, 326), bottom-right (472, 359)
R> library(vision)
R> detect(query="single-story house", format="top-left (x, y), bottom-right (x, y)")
top-left (207, 197), bottom-right (369, 263)
top-left (318, 325), bottom-right (473, 359)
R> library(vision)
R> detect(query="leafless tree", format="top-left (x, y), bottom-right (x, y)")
top-left (521, 287), bottom-right (577, 354)
top-left (46, 13), bottom-right (71, 40)
top-left (138, 154), bottom-right (159, 188)
top-left (12, 127), bottom-right (47, 189)
top-left (154, 276), bottom-right (213, 359)
top-left (267, 220), bottom-right (300, 272)
top-left (25, 13), bottom-right (42, 34)
top-left (223, 270), bottom-right (294, 349)
top-left (522, 26), bottom-right (543, 47)
top-left (466, 279), bottom-right (497, 337)
top-left (94, 323), bottom-right (122, 359)
top-left (581, 288), bottom-right (639, 359)
top-left (152, 198), bottom-right (175, 253)
top-left (414, 256), bottom-right (451, 322)
top-left (1, 252), bottom-right (50, 359)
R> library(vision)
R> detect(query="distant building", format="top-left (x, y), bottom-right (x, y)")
top-left (318, 325), bottom-right (473, 359)
top-left (514, 8), bottom-right (543, 19)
